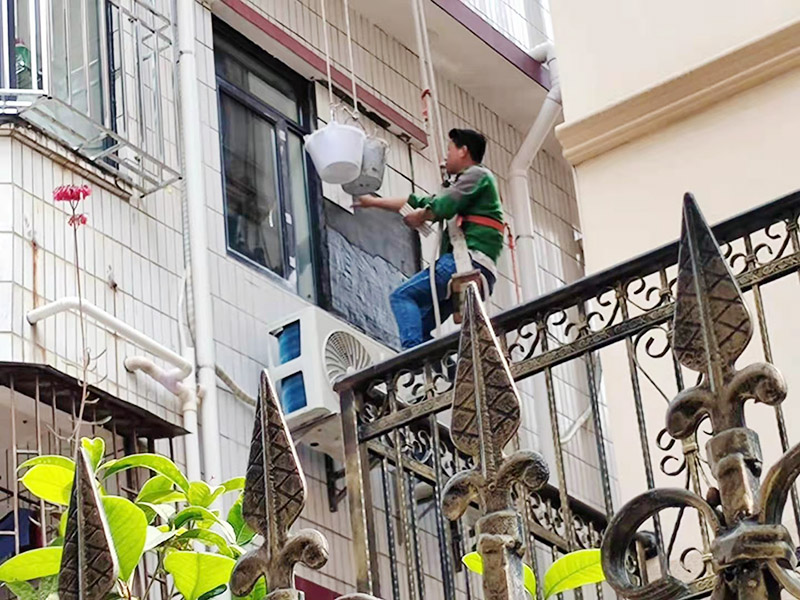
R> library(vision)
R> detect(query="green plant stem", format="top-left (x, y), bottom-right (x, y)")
top-left (141, 551), bottom-right (163, 600)
top-left (69, 204), bottom-right (90, 445)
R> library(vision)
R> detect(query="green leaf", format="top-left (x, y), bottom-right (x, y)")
top-left (173, 506), bottom-right (218, 529)
top-left (102, 496), bottom-right (148, 581)
top-left (233, 575), bottom-right (267, 600)
top-left (462, 552), bottom-right (537, 598)
top-left (99, 454), bottom-right (189, 492)
top-left (4, 581), bottom-right (37, 600)
top-left (81, 437), bottom-right (106, 471)
top-left (58, 512), bottom-right (68, 538)
top-left (163, 552), bottom-right (236, 600)
top-left (138, 501), bottom-right (178, 524)
top-left (173, 507), bottom-right (236, 544)
top-left (17, 456), bottom-right (75, 473)
top-left (188, 482), bottom-right (225, 508)
top-left (227, 496), bottom-right (255, 545)
top-left (136, 475), bottom-right (175, 504)
top-left (198, 584), bottom-right (228, 600)
top-left (144, 525), bottom-right (178, 552)
top-left (0, 548), bottom-right (63, 582)
top-left (175, 529), bottom-right (238, 558)
top-left (36, 575), bottom-right (58, 600)
top-left (221, 477), bottom-right (245, 493)
top-left (19, 465), bottom-right (74, 506)
top-left (543, 549), bottom-right (605, 599)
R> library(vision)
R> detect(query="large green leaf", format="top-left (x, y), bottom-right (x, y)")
top-left (175, 529), bottom-right (239, 558)
top-left (0, 548), bottom-right (63, 582)
top-left (188, 482), bottom-right (225, 508)
top-left (17, 456), bottom-right (75, 473)
top-left (227, 496), bottom-right (255, 545)
top-left (81, 437), bottom-right (106, 471)
top-left (543, 549), bottom-right (605, 599)
top-left (164, 552), bottom-right (235, 600)
top-left (100, 454), bottom-right (189, 492)
top-left (19, 465), bottom-right (74, 506)
top-left (102, 496), bottom-right (148, 581)
top-left (462, 552), bottom-right (537, 598)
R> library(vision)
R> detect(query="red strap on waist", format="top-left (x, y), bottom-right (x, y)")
top-left (457, 214), bottom-right (505, 233)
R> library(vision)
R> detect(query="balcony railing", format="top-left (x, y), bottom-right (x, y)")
top-left (337, 189), bottom-right (800, 600)
top-left (0, 0), bottom-right (179, 193)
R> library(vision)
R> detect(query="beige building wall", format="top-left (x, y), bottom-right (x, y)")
top-left (551, 0), bottom-right (800, 122)
top-left (552, 0), bottom-right (800, 583)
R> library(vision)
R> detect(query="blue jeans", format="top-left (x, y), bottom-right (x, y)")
top-left (390, 253), bottom-right (496, 350)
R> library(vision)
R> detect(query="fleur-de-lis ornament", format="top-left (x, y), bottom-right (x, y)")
top-left (59, 448), bottom-right (119, 600)
top-left (230, 371), bottom-right (329, 600)
top-left (602, 195), bottom-right (800, 600)
top-left (442, 283), bottom-right (550, 600)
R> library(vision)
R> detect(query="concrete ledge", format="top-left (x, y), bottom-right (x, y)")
top-left (557, 19), bottom-right (800, 166)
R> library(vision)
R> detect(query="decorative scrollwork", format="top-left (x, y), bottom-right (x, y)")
top-left (603, 194), bottom-right (800, 600)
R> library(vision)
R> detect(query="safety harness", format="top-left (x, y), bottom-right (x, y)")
top-left (445, 213), bottom-right (504, 324)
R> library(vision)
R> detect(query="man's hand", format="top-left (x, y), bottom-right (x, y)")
top-left (403, 207), bottom-right (432, 230)
top-left (352, 194), bottom-right (376, 209)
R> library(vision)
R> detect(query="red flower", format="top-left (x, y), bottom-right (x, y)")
top-left (54, 185), bottom-right (91, 202)
top-left (68, 213), bottom-right (88, 227)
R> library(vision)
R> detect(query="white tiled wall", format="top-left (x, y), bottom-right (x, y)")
top-left (0, 0), bottom-right (610, 595)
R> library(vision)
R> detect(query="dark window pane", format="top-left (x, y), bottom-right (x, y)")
top-left (214, 36), bottom-right (299, 122)
top-left (220, 93), bottom-right (284, 275)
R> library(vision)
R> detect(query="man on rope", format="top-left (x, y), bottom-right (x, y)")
top-left (353, 128), bottom-right (504, 350)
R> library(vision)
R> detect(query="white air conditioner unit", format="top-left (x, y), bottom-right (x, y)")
top-left (266, 306), bottom-right (393, 459)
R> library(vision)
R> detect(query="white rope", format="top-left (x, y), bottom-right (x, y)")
top-left (415, 0), bottom-right (446, 161)
top-left (342, 0), bottom-right (359, 119)
top-left (410, 0), bottom-right (445, 336)
top-left (320, 0), bottom-right (335, 122)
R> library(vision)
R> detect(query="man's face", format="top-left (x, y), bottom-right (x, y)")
top-left (444, 140), bottom-right (469, 174)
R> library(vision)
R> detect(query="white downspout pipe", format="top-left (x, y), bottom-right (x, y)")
top-left (177, 0), bottom-right (223, 486)
top-left (509, 42), bottom-right (562, 303)
top-left (27, 298), bottom-right (193, 377)
top-left (508, 42), bottom-right (562, 474)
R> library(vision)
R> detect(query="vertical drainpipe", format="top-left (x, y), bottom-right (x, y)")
top-left (508, 42), bottom-right (563, 470)
top-left (176, 0), bottom-right (222, 486)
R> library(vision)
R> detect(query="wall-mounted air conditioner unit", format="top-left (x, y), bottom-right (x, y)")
top-left (266, 306), bottom-right (393, 459)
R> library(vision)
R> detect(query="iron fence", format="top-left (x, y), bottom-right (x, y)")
top-left (336, 190), bottom-right (800, 600)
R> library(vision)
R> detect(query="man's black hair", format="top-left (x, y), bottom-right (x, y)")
top-left (448, 128), bottom-right (487, 163)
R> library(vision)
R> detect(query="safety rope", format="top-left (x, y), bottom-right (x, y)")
top-left (319, 0), bottom-right (335, 122)
top-left (342, 0), bottom-right (359, 119)
top-left (410, 0), bottom-right (445, 336)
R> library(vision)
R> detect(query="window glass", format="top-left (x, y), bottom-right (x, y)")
top-left (214, 36), bottom-right (299, 122)
top-left (215, 25), bottom-right (316, 300)
top-left (220, 93), bottom-right (284, 275)
top-left (288, 131), bottom-right (314, 302)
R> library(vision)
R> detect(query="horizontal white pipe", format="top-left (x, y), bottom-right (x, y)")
top-left (27, 297), bottom-right (192, 378)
